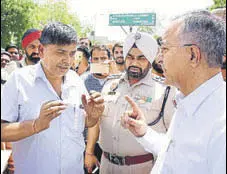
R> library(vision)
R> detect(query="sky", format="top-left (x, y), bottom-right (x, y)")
top-left (67, 0), bottom-right (214, 42)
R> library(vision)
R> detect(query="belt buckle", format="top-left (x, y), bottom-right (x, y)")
top-left (109, 154), bottom-right (125, 166)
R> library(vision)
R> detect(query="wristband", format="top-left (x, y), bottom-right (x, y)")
top-left (85, 152), bottom-right (94, 156)
top-left (32, 119), bottom-right (38, 134)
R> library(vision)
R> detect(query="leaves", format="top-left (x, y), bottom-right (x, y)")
top-left (210, 0), bottom-right (226, 10)
top-left (1, 0), bottom-right (36, 48)
top-left (1, 0), bottom-right (91, 49)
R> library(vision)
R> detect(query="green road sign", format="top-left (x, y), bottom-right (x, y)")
top-left (109, 13), bottom-right (156, 26)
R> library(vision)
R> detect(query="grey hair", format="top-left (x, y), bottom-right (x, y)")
top-left (174, 10), bottom-right (226, 68)
top-left (40, 22), bottom-right (77, 46)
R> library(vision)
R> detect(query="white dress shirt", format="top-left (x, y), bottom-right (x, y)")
top-left (137, 73), bottom-right (226, 174)
top-left (1, 62), bottom-right (88, 174)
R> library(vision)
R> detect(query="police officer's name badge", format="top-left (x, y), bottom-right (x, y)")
top-left (108, 82), bottom-right (119, 95)
top-left (134, 95), bottom-right (152, 104)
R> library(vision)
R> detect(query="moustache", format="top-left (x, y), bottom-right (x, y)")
top-left (128, 66), bottom-right (142, 72)
top-left (127, 66), bottom-right (143, 78)
top-left (116, 57), bottom-right (125, 65)
top-left (30, 52), bottom-right (39, 57)
top-left (58, 64), bottom-right (71, 68)
top-left (116, 56), bottom-right (124, 59)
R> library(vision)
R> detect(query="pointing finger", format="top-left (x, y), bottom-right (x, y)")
top-left (125, 96), bottom-right (141, 114)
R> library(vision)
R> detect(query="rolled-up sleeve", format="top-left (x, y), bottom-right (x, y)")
top-left (1, 71), bottom-right (19, 122)
top-left (135, 127), bottom-right (170, 156)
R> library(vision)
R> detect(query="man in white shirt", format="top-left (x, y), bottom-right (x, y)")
top-left (121, 10), bottom-right (226, 174)
top-left (1, 22), bottom-right (105, 174)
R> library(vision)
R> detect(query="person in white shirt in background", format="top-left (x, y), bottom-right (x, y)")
top-left (121, 10), bottom-right (226, 174)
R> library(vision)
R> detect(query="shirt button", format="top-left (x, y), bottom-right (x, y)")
top-left (113, 136), bottom-right (117, 141)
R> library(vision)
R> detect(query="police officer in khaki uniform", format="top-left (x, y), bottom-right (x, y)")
top-left (85, 32), bottom-right (176, 174)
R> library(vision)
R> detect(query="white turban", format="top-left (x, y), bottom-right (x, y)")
top-left (123, 32), bottom-right (158, 64)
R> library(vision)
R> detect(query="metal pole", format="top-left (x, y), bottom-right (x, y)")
top-left (129, 26), bottom-right (133, 33)
top-left (120, 26), bottom-right (128, 35)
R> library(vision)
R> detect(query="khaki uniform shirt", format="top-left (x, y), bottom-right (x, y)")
top-left (99, 71), bottom-right (176, 174)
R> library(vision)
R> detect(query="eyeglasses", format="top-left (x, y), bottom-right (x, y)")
top-left (160, 43), bottom-right (200, 55)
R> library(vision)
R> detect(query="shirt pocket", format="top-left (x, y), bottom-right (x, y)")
top-left (102, 93), bottom-right (121, 117)
top-left (18, 100), bottom-right (41, 122)
top-left (66, 105), bottom-right (85, 136)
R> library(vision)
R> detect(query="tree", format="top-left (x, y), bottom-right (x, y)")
top-left (137, 26), bottom-right (154, 34)
top-left (80, 24), bottom-right (93, 38)
top-left (1, 0), bottom-right (37, 48)
top-left (1, 0), bottom-right (91, 49)
top-left (32, 1), bottom-right (82, 36)
top-left (210, 0), bottom-right (226, 10)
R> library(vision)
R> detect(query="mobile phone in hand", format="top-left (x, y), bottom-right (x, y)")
top-left (90, 63), bottom-right (109, 74)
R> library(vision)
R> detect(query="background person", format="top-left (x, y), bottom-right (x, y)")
top-left (19, 28), bottom-right (42, 67)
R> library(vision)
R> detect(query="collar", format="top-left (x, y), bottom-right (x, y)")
top-left (123, 70), bottom-right (154, 88)
top-left (176, 73), bottom-right (224, 117)
top-left (33, 61), bottom-right (80, 88)
top-left (19, 57), bottom-right (28, 67)
top-left (34, 61), bottom-right (46, 81)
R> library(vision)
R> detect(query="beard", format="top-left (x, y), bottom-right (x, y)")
top-left (115, 57), bottom-right (125, 65)
top-left (26, 52), bottom-right (40, 64)
top-left (127, 65), bottom-right (150, 79)
top-left (152, 61), bottom-right (164, 74)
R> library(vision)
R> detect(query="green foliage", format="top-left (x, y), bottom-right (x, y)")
top-left (137, 26), bottom-right (154, 34)
top-left (210, 0), bottom-right (226, 10)
top-left (1, 0), bottom-right (91, 49)
top-left (1, 0), bottom-right (37, 48)
top-left (80, 24), bottom-right (93, 38)
top-left (32, 1), bottom-right (82, 35)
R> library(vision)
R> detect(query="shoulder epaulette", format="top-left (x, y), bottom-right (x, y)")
top-left (152, 76), bottom-right (165, 84)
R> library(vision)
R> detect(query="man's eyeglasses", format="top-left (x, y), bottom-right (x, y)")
top-left (160, 43), bottom-right (200, 55)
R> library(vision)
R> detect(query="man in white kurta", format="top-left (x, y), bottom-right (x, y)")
top-left (121, 10), bottom-right (226, 174)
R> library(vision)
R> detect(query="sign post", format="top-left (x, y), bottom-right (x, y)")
top-left (109, 13), bottom-right (156, 26)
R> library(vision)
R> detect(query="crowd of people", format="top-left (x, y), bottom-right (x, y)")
top-left (1, 8), bottom-right (226, 174)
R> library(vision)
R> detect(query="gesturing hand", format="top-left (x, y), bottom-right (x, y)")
top-left (82, 91), bottom-right (105, 121)
top-left (121, 96), bottom-right (148, 137)
top-left (35, 100), bottom-right (67, 133)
